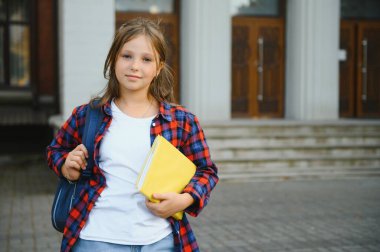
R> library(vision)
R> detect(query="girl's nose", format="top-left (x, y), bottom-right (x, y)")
top-left (130, 65), bottom-right (138, 71)
top-left (130, 60), bottom-right (139, 71)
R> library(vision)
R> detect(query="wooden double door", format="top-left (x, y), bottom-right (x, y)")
top-left (231, 17), bottom-right (285, 118)
top-left (340, 21), bottom-right (380, 118)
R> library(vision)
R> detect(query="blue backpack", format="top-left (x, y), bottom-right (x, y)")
top-left (51, 102), bottom-right (104, 232)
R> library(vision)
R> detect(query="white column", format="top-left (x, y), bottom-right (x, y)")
top-left (180, 0), bottom-right (231, 121)
top-left (59, 0), bottom-right (115, 119)
top-left (285, 0), bottom-right (340, 120)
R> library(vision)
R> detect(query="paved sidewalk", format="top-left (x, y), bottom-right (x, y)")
top-left (1, 155), bottom-right (380, 252)
top-left (0, 154), bottom-right (61, 252)
top-left (190, 179), bottom-right (380, 252)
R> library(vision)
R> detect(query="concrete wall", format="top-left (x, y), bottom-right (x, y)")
top-left (180, 0), bottom-right (231, 121)
top-left (59, 0), bottom-right (115, 120)
top-left (285, 0), bottom-right (340, 120)
top-left (55, 0), bottom-right (342, 123)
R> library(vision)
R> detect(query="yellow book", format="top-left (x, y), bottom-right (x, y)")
top-left (136, 135), bottom-right (196, 220)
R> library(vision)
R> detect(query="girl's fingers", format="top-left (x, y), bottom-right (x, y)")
top-left (72, 151), bottom-right (87, 169)
top-left (76, 144), bottom-right (89, 159)
top-left (69, 154), bottom-right (84, 168)
top-left (63, 144), bottom-right (89, 180)
top-left (69, 160), bottom-right (81, 170)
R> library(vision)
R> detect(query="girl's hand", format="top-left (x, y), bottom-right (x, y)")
top-left (61, 144), bottom-right (88, 181)
top-left (145, 192), bottom-right (194, 219)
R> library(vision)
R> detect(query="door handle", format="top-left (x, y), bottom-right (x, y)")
top-left (361, 38), bottom-right (368, 101)
top-left (257, 37), bottom-right (264, 101)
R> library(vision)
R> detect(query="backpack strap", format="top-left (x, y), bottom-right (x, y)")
top-left (81, 101), bottom-right (104, 178)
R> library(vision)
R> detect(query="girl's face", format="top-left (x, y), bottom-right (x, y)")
top-left (115, 35), bottom-right (160, 97)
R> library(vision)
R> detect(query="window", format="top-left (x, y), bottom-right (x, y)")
top-left (0, 0), bottom-right (31, 89)
top-left (115, 0), bottom-right (174, 14)
top-left (341, 0), bottom-right (380, 19)
top-left (231, 0), bottom-right (281, 17)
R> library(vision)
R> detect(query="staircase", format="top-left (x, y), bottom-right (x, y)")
top-left (203, 120), bottom-right (380, 181)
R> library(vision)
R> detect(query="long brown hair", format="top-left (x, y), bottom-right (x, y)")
top-left (94, 17), bottom-right (175, 106)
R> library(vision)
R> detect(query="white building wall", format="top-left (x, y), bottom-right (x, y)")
top-left (59, 0), bottom-right (115, 120)
top-left (285, 0), bottom-right (340, 120)
top-left (180, 0), bottom-right (231, 121)
top-left (55, 0), bottom-right (342, 123)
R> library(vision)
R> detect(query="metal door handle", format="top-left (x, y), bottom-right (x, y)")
top-left (257, 37), bottom-right (264, 101)
top-left (362, 38), bottom-right (368, 101)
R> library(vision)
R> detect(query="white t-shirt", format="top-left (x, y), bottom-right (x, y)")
top-left (80, 101), bottom-right (172, 245)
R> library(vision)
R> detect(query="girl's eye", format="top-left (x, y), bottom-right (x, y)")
top-left (122, 54), bottom-right (132, 59)
top-left (143, 57), bottom-right (152, 62)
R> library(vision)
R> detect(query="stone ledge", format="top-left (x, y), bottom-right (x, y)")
top-left (48, 114), bottom-right (64, 131)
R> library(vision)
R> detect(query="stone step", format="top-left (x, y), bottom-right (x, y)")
top-left (205, 131), bottom-right (380, 139)
top-left (215, 155), bottom-right (380, 169)
top-left (203, 121), bottom-right (380, 180)
top-left (211, 146), bottom-right (380, 160)
top-left (207, 136), bottom-right (380, 148)
top-left (209, 142), bottom-right (380, 150)
top-left (218, 166), bottom-right (380, 182)
top-left (203, 123), bottom-right (380, 137)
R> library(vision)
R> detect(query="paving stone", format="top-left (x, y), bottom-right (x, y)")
top-left (190, 179), bottom-right (380, 251)
top-left (1, 155), bottom-right (380, 251)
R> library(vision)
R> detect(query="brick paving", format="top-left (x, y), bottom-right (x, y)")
top-left (1, 155), bottom-right (380, 252)
top-left (0, 154), bottom-right (61, 252)
top-left (190, 179), bottom-right (380, 252)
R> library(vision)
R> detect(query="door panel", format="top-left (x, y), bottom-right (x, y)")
top-left (231, 17), bottom-right (284, 118)
top-left (37, 0), bottom-right (56, 96)
top-left (231, 17), bottom-right (254, 117)
top-left (255, 19), bottom-right (284, 117)
top-left (339, 21), bottom-right (356, 117)
top-left (357, 22), bottom-right (380, 117)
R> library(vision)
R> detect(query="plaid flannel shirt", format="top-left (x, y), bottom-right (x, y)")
top-left (46, 99), bottom-right (219, 252)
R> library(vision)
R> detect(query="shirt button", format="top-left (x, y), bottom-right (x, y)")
top-left (152, 123), bottom-right (156, 126)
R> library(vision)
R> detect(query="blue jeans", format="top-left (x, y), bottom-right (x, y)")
top-left (72, 233), bottom-right (175, 252)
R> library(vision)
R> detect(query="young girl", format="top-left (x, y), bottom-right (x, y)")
top-left (47, 18), bottom-right (218, 252)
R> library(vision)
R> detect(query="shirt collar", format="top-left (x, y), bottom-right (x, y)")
top-left (159, 101), bottom-right (173, 122)
top-left (103, 99), bottom-right (112, 116)
top-left (102, 98), bottom-right (173, 122)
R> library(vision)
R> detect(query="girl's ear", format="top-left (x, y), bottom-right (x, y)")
top-left (156, 62), bottom-right (164, 77)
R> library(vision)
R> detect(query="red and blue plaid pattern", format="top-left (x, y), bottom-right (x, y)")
top-left (47, 100), bottom-right (219, 252)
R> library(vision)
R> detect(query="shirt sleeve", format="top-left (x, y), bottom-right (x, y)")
top-left (46, 106), bottom-right (84, 178)
top-left (181, 114), bottom-right (219, 217)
